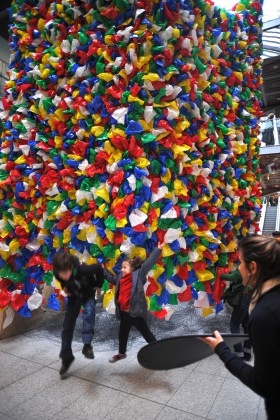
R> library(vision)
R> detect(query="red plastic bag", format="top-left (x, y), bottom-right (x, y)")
top-left (0, 289), bottom-right (12, 309)
top-left (11, 292), bottom-right (29, 311)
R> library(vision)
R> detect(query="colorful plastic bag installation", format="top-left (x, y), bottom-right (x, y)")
top-left (0, 0), bottom-right (263, 318)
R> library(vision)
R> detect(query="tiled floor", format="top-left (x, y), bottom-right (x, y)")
top-left (0, 303), bottom-right (266, 420)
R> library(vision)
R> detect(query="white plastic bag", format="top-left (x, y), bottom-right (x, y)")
top-left (27, 289), bottom-right (43, 310)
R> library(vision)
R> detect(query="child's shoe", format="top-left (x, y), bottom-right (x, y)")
top-left (109, 353), bottom-right (126, 363)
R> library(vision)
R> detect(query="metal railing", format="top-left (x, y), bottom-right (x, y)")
top-left (275, 196), bottom-right (280, 232)
top-left (258, 197), bottom-right (267, 232)
top-left (260, 196), bottom-right (280, 235)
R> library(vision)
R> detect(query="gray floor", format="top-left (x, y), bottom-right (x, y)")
top-left (0, 302), bottom-right (266, 420)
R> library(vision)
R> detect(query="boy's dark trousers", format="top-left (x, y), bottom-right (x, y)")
top-left (119, 311), bottom-right (156, 354)
top-left (60, 297), bottom-right (81, 361)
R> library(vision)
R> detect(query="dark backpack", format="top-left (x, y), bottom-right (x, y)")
top-left (222, 282), bottom-right (243, 307)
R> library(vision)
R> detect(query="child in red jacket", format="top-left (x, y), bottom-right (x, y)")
top-left (103, 242), bottom-right (164, 362)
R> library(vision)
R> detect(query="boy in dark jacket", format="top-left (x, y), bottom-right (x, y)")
top-left (53, 251), bottom-right (104, 377)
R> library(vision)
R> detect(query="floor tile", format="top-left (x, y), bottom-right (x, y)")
top-left (0, 351), bottom-right (42, 389)
top-left (8, 376), bottom-right (94, 420)
top-left (104, 394), bottom-right (163, 420)
top-left (0, 301), bottom-right (266, 420)
top-left (156, 406), bottom-right (205, 420)
top-left (0, 367), bottom-right (59, 414)
top-left (0, 335), bottom-right (60, 366)
top-left (207, 377), bottom-right (260, 420)
top-left (194, 354), bottom-right (228, 377)
top-left (257, 399), bottom-right (267, 420)
top-left (129, 363), bottom-right (195, 404)
top-left (52, 384), bottom-right (127, 420)
top-left (167, 371), bottom-right (224, 417)
top-left (0, 412), bottom-right (17, 420)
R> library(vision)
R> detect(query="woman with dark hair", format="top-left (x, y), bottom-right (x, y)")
top-left (201, 235), bottom-right (280, 419)
top-left (103, 242), bottom-right (164, 363)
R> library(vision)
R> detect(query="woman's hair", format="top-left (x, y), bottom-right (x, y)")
top-left (238, 234), bottom-right (280, 296)
top-left (123, 256), bottom-right (143, 271)
top-left (52, 251), bottom-right (73, 273)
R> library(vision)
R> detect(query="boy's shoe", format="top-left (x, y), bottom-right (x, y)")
top-left (82, 343), bottom-right (94, 359)
top-left (109, 353), bottom-right (127, 363)
top-left (60, 356), bottom-right (75, 378)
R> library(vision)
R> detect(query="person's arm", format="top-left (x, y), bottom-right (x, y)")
top-left (214, 341), bottom-right (261, 392)
top-left (58, 279), bottom-right (76, 297)
top-left (140, 242), bottom-right (165, 276)
top-left (80, 263), bottom-right (105, 288)
top-left (201, 314), bottom-right (277, 399)
top-left (54, 273), bottom-right (71, 296)
top-left (103, 267), bottom-right (118, 286)
top-left (201, 332), bottom-right (261, 393)
top-left (220, 268), bottom-right (241, 283)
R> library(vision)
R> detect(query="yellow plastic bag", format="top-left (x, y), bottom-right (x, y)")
top-left (102, 289), bottom-right (115, 309)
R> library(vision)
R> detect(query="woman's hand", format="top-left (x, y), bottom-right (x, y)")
top-left (199, 330), bottom-right (224, 350)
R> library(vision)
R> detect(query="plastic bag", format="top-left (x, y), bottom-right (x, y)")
top-left (27, 289), bottom-right (43, 310)
top-left (105, 298), bottom-right (116, 315)
top-left (102, 289), bottom-right (115, 309)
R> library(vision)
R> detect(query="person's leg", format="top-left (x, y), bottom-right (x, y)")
top-left (230, 305), bottom-right (245, 354)
top-left (59, 298), bottom-right (81, 376)
top-left (109, 312), bottom-right (131, 362)
top-left (241, 295), bottom-right (252, 360)
top-left (119, 312), bottom-right (132, 354)
top-left (242, 312), bottom-right (252, 360)
top-left (131, 316), bottom-right (157, 343)
top-left (93, 264), bottom-right (104, 286)
top-left (230, 293), bottom-right (250, 355)
top-left (60, 298), bottom-right (81, 361)
top-left (81, 297), bottom-right (96, 358)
